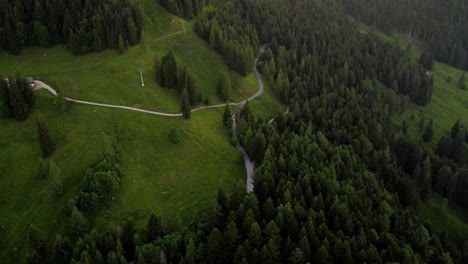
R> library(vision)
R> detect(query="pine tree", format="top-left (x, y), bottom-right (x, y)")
top-left (52, 235), bottom-right (72, 263)
top-left (92, 29), bottom-right (102, 52)
top-left (147, 214), bottom-right (163, 242)
top-left (127, 19), bottom-right (139, 46)
top-left (121, 218), bottom-right (136, 260)
top-left (217, 188), bottom-right (228, 213)
top-left (205, 228), bottom-right (223, 264)
top-left (154, 55), bottom-right (161, 84)
top-left (423, 119), bottom-right (434, 142)
top-left (223, 104), bottom-right (231, 127)
top-left (420, 158), bottom-right (432, 199)
top-left (180, 88), bottom-right (191, 119)
top-left (222, 221), bottom-right (240, 259)
top-left (118, 34), bottom-right (125, 53)
top-left (71, 207), bottom-right (89, 236)
top-left (28, 224), bottom-right (47, 257)
top-left (183, 0), bottom-right (194, 18)
top-left (37, 118), bottom-right (56, 157)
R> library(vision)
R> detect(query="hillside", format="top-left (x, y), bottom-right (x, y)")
top-left (0, 0), bottom-right (282, 261)
top-left (1, 0), bottom-right (468, 263)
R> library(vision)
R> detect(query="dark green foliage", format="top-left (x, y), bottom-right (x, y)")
top-left (31, 0), bottom-right (468, 263)
top-left (36, 157), bottom-right (50, 179)
top-left (168, 127), bottom-right (181, 144)
top-left (70, 207), bottom-right (89, 236)
top-left (37, 118), bottom-right (56, 157)
top-left (28, 225), bottom-right (47, 258)
top-left (337, 0), bottom-right (468, 70)
top-left (117, 34), bottom-right (125, 54)
top-left (121, 218), bottom-right (136, 260)
top-left (146, 214), bottom-right (164, 242)
top-left (160, 50), bottom-right (179, 88)
top-left (436, 120), bottom-right (468, 165)
top-left (0, 0), bottom-right (143, 55)
top-left (50, 161), bottom-right (63, 197)
top-left (223, 104), bottom-right (231, 127)
top-left (419, 51), bottom-right (434, 70)
top-left (159, 0), bottom-right (208, 19)
top-left (137, 243), bottom-right (160, 264)
top-left (52, 235), bottom-right (72, 263)
top-left (194, 4), bottom-right (259, 76)
top-left (180, 88), bottom-right (191, 119)
top-left (154, 55), bottom-right (161, 83)
top-left (0, 76), bottom-right (35, 121)
top-left (423, 119), bottom-right (434, 142)
top-left (77, 145), bottom-right (122, 211)
top-left (155, 50), bottom-right (201, 106)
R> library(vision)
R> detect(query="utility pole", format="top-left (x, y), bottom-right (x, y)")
top-left (138, 67), bottom-right (145, 87)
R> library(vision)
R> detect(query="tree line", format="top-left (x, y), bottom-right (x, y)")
top-left (154, 50), bottom-right (201, 118)
top-left (158, 0), bottom-right (209, 19)
top-left (0, 0), bottom-right (144, 55)
top-left (336, 0), bottom-right (468, 70)
top-left (194, 3), bottom-right (259, 76)
top-left (0, 75), bottom-right (35, 121)
top-left (19, 0), bottom-right (468, 263)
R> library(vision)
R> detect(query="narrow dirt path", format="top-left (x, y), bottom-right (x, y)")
top-left (34, 44), bottom-right (267, 117)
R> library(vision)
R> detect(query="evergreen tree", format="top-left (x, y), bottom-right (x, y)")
top-left (146, 214), bottom-right (163, 242)
top-left (180, 88), bottom-right (191, 119)
top-left (118, 34), bottom-right (125, 53)
top-left (423, 119), bottom-right (434, 142)
top-left (223, 104), bottom-right (232, 127)
top-left (121, 218), bottom-right (136, 260)
top-left (28, 224), bottom-right (47, 257)
top-left (37, 118), bottom-right (56, 157)
top-left (222, 221), bottom-right (240, 259)
top-left (71, 207), bottom-right (89, 236)
top-left (154, 55), bottom-right (161, 84)
top-left (205, 228), bottom-right (223, 264)
top-left (52, 235), bottom-right (72, 263)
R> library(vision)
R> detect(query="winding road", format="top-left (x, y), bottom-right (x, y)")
top-left (34, 44), bottom-right (267, 117)
top-left (34, 44), bottom-right (268, 192)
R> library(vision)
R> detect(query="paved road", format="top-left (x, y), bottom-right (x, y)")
top-left (34, 44), bottom-right (268, 193)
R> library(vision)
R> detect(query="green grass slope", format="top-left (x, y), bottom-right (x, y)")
top-left (0, 0), bottom-right (282, 260)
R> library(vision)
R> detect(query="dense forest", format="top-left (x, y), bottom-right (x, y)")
top-left (9, 0), bottom-right (468, 263)
top-left (0, 0), bottom-right (144, 55)
top-left (194, 2), bottom-right (259, 76)
top-left (158, 0), bottom-right (210, 19)
top-left (195, 0), bottom-right (432, 105)
top-left (336, 0), bottom-right (468, 70)
top-left (4, 0), bottom-right (468, 263)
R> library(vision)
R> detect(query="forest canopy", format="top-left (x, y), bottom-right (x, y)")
top-left (0, 0), bottom-right (144, 55)
top-left (336, 0), bottom-right (468, 70)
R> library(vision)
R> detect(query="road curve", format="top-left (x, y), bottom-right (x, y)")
top-left (34, 44), bottom-right (267, 117)
top-left (34, 44), bottom-right (268, 193)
